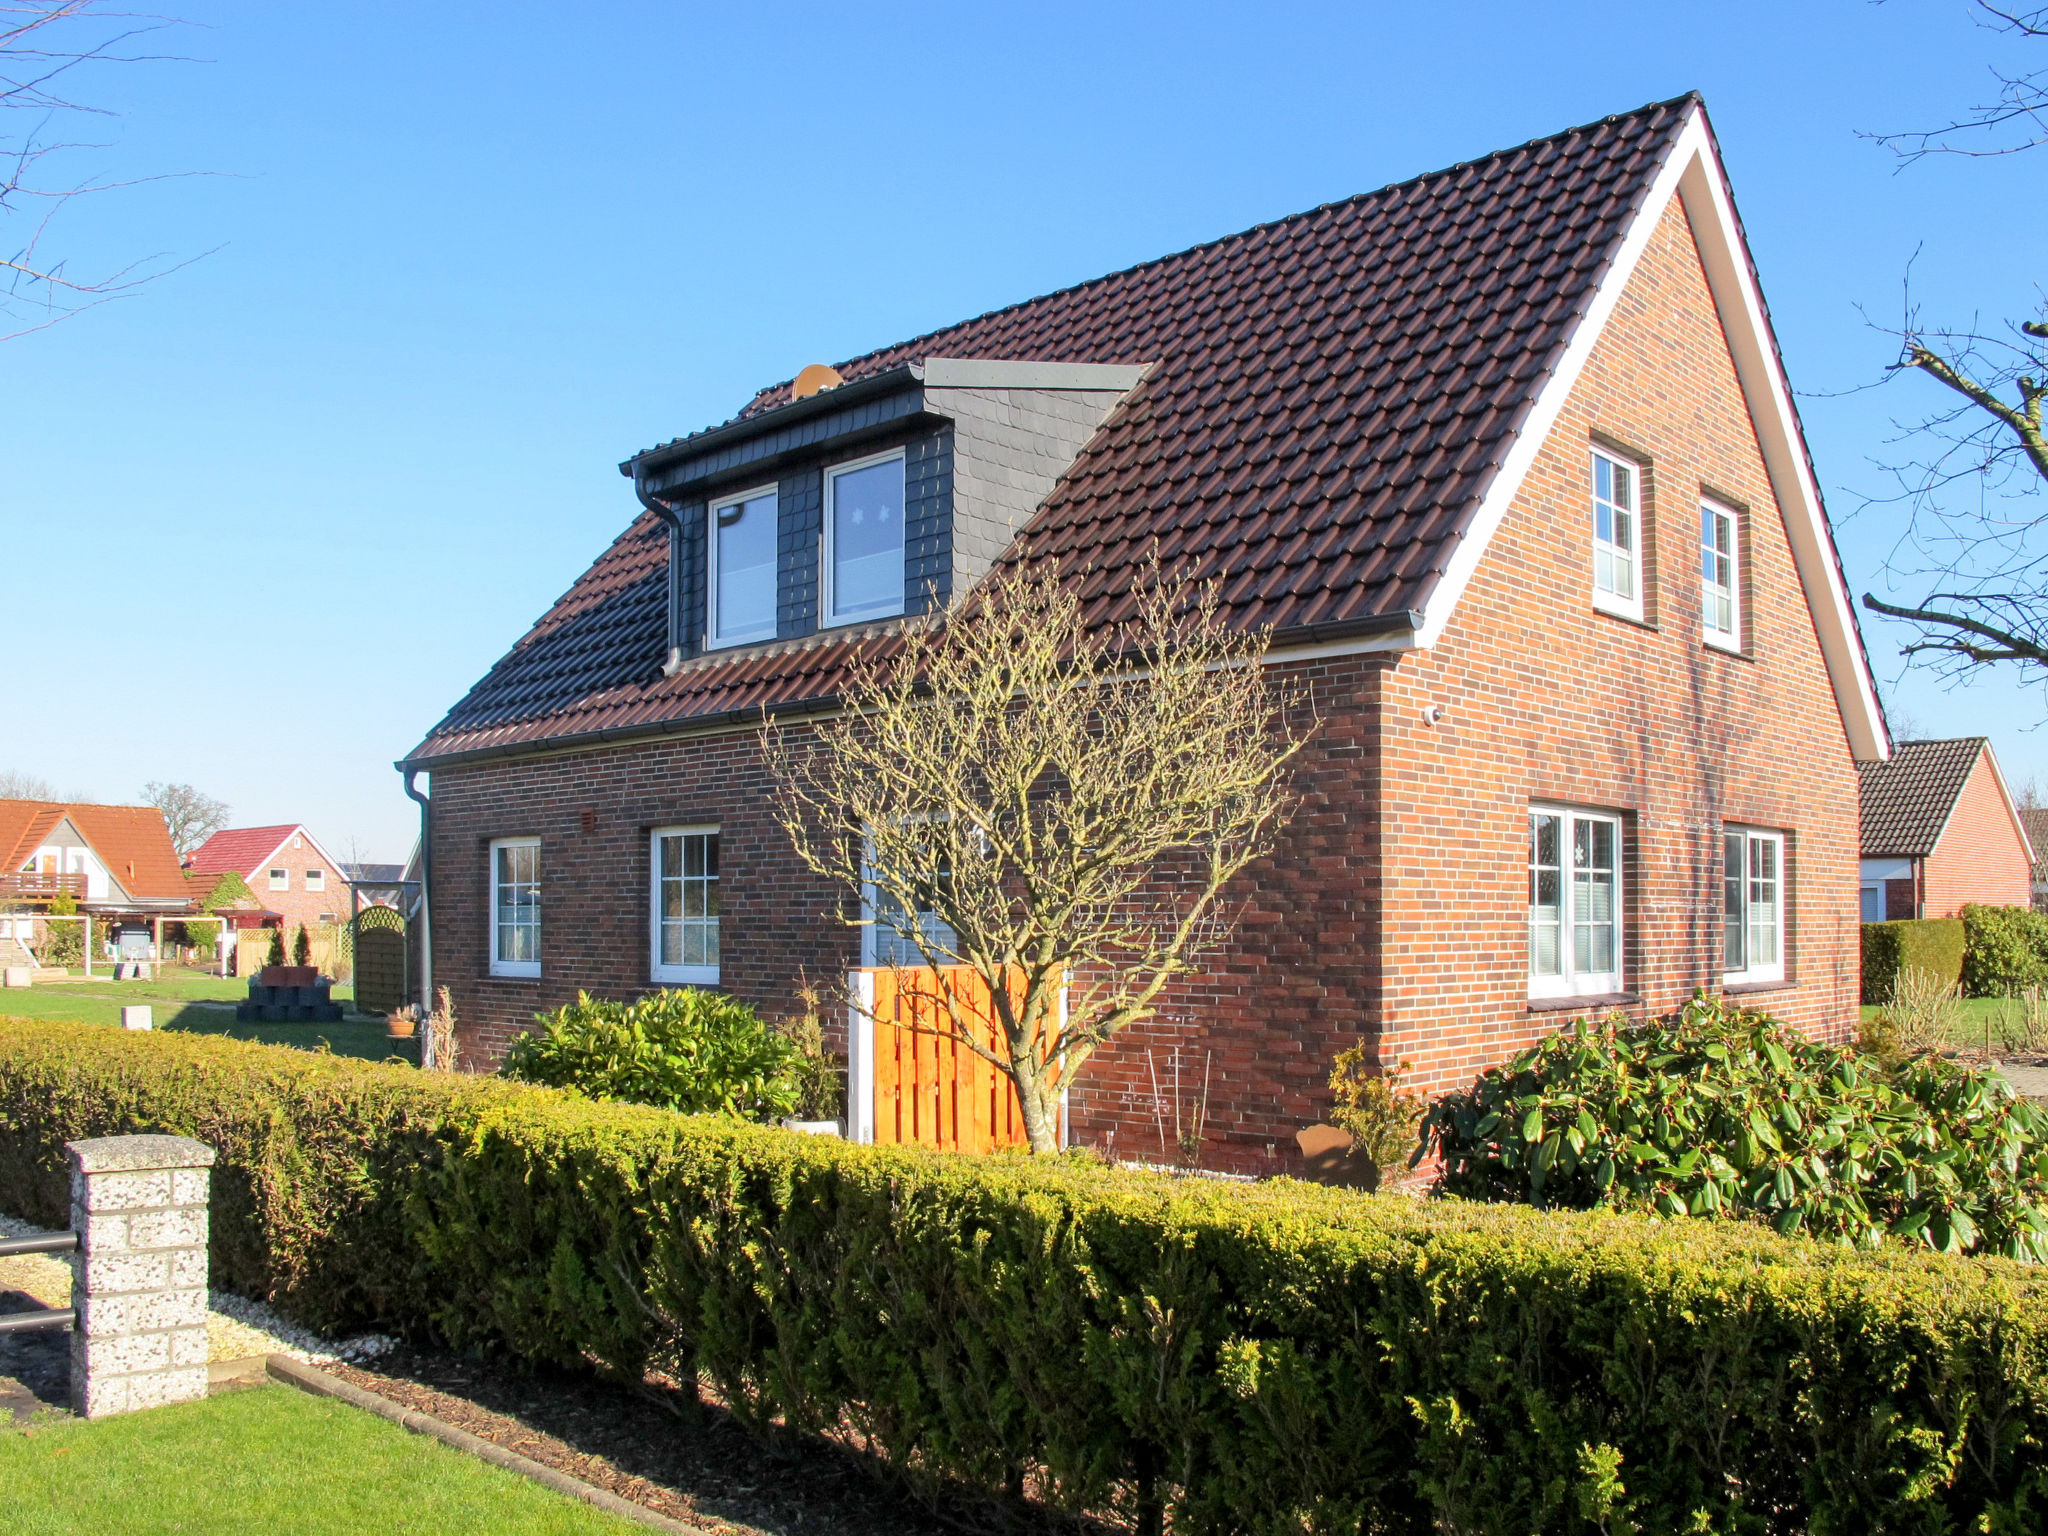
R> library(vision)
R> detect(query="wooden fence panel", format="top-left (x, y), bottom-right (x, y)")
top-left (866, 967), bottom-right (1044, 1155)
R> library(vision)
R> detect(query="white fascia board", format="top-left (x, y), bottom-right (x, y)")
top-left (918, 357), bottom-right (1153, 392)
top-left (1409, 105), bottom-right (1890, 763)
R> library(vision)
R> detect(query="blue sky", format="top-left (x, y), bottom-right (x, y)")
top-left (4, 1), bottom-right (2045, 859)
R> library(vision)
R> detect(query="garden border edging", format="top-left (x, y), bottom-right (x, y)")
top-left (264, 1355), bottom-right (707, 1535)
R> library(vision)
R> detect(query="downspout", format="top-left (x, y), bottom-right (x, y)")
top-left (402, 768), bottom-right (433, 1054)
top-left (633, 474), bottom-right (687, 677)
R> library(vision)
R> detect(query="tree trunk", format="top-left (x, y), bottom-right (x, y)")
top-left (1009, 1058), bottom-right (1062, 1154)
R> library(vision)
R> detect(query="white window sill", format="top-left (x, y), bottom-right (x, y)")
top-left (489, 962), bottom-right (541, 980)
top-left (1723, 972), bottom-right (1787, 993)
top-left (1590, 596), bottom-right (1651, 628)
top-left (652, 967), bottom-right (719, 987)
top-left (1703, 632), bottom-right (1745, 656)
top-left (1528, 991), bottom-right (1641, 1014)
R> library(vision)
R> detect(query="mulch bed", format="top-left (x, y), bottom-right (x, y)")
top-left (325, 1344), bottom-right (1102, 1536)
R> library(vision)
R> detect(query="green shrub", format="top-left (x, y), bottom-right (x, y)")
top-left (1962, 903), bottom-right (2048, 997)
top-left (264, 928), bottom-right (285, 969)
top-left (1861, 916), bottom-right (1966, 1004)
top-left (501, 989), bottom-right (803, 1121)
top-left (292, 925), bottom-right (311, 968)
top-left (1422, 993), bottom-right (2048, 1259)
top-left (4, 1016), bottom-right (2048, 1534)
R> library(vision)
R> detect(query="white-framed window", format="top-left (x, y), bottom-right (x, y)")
top-left (1529, 806), bottom-right (1623, 999)
top-left (489, 836), bottom-right (541, 978)
top-left (1590, 448), bottom-right (1643, 621)
top-left (823, 448), bottom-right (906, 628)
top-left (1724, 827), bottom-right (1785, 985)
top-left (304, 868), bottom-right (325, 892)
top-left (650, 826), bottom-right (719, 984)
top-left (1701, 500), bottom-right (1740, 649)
top-left (268, 868), bottom-right (288, 890)
top-left (861, 836), bottom-right (955, 968)
top-left (707, 485), bottom-right (779, 648)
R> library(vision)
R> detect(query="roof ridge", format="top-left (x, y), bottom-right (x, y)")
top-left (637, 92), bottom-right (1702, 458)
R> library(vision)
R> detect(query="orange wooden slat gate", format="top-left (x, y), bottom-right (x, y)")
top-left (867, 966), bottom-right (1047, 1154)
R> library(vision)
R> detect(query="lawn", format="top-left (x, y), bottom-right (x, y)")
top-left (0, 971), bottom-right (414, 1065)
top-left (0, 1385), bottom-right (638, 1535)
top-left (1858, 995), bottom-right (2038, 1055)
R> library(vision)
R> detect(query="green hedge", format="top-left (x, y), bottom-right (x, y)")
top-left (1962, 903), bottom-right (2048, 998)
top-left (4, 1017), bottom-right (2048, 1533)
top-left (1861, 917), bottom-right (1967, 1004)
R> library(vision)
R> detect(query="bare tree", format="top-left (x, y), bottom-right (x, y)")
top-left (1859, 6), bottom-right (2048, 687)
top-left (766, 561), bottom-right (1315, 1155)
top-left (3, 2), bottom-right (192, 337)
top-left (140, 779), bottom-right (226, 855)
top-left (0, 768), bottom-right (56, 798)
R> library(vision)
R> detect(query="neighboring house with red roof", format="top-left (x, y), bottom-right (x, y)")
top-left (185, 824), bottom-right (347, 941)
top-left (0, 799), bottom-right (195, 966)
top-left (401, 96), bottom-right (1888, 1169)
top-left (1858, 738), bottom-right (2033, 921)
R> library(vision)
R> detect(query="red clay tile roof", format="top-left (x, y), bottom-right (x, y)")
top-left (0, 799), bottom-right (191, 903)
top-left (1858, 738), bottom-right (1989, 858)
top-left (409, 96), bottom-right (1699, 765)
top-left (186, 825), bottom-right (302, 877)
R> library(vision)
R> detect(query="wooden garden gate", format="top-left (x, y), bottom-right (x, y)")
top-left (848, 966), bottom-right (1057, 1154)
top-left (352, 906), bottom-right (408, 1015)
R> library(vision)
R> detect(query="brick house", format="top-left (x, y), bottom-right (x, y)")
top-left (402, 95), bottom-right (1888, 1169)
top-left (184, 825), bottom-right (348, 942)
top-left (1858, 738), bottom-right (2033, 921)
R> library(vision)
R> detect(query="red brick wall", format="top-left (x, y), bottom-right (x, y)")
top-left (1922, 755), bottom-right (2031, 916)
top-left (242, 834), bottom-right (346, 948)
top-left (1371, 194), bottom-right (1863, 1098)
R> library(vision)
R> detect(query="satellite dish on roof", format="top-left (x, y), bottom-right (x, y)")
top-left (792, 363), bottom-right (845, 400)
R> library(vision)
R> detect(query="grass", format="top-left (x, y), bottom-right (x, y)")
top-left (0, 1385), bottom-right (637, 1535)
top-left (1858, 995), bottom-right (2045, 1055)
top-left (0, 971), bottom-right (414, 1065)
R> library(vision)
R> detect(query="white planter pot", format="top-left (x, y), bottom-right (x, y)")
top-left (781, 1118), bottom-right (842, 1138)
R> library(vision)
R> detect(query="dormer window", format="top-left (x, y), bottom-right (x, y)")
top-left (824, 449), bottom-right (906, 627)
top-left (708, 485), bottom-right (779, 648)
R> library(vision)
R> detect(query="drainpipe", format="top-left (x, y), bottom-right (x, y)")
top-left (633, 475), bottom-right (687, 677)
top-left (402, 768), bottom-right (433, 1054)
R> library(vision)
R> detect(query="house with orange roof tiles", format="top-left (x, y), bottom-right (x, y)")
top-left (0, 799), bottom-right (196, 971)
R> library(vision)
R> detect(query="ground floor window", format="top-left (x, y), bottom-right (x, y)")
top-left (1724, 827), bottom-right (1785, 985)
top-left (1529, 805), bottom-right (1623, 999)
top-left (651, 826), bottom-right (719, 983)
top-left (490, 836), bottom-right (540, 978)
top-left (863, 836), bottom-right (955, 968)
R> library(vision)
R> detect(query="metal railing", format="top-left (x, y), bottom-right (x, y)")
top-left (0, 1228), bottom-right (78, 1334)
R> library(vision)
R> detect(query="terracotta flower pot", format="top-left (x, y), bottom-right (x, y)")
top-left (386, 1018), bottom-right (417, 1040)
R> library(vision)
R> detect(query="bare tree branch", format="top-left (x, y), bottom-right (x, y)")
top-left (1868, 2), bottom-right (2048, 160)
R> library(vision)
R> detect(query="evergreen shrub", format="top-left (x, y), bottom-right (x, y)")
top-left (1, 1014), bottom-right (2047, 1534)
top-left (1423, 994), bottom-right (2048, 1259)
top-left (501, 989), bottom-right (803, 1120)
top-left (1961, 903), bottom-right (2048, 997)
top-left (1860, 916), bottom-right (1966, 1004)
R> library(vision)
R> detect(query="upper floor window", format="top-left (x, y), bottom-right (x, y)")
top-left (304, 868), bottom-right (325, 892)
top-left (268, 868), bottom-right (287, 890)
top-left (1700, 501), bottom-right (1740, 649)
top-left (490, 836), bottom-right (541, 978)
top-left (708, 486), bottom-right (778, 648)
top-left (1529, 806), bottom-right (1622, 999)
top-left (862, 832), bottom-right (954, 968)
top-left (651, 826), bottom-right (719, 984)
top-left (1723, 827), bottom-right (1784, 985)
top-left (1590, 449), bottom-right (1642, 621)
top-left (824, 449), bottom-right (906, 627)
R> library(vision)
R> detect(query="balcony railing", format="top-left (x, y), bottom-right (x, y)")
top-left (0, 871), bottom-right (89, 903)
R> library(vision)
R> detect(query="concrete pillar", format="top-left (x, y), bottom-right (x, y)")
top-left (66, 1135), bottom-right (215, 1418)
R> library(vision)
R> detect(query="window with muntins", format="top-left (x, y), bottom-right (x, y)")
top-left (651, 827), bottom-right (719, 984)
top-left (863, 841), bottom-right (955, 968)
top-left (825, 450), bottom-right (906, 627)
top-left (708, 487), bottom-right (778, 647)
top-left (1724, 827), bottom-right (1785, 985)
top-left (1701, 501), bottom-right (1739, 648)
top-left (1590, 449), bottom-right (1642, 620)
top-left (490, 837), bottom-right (540, 978)
top-left (1529, 806), bottom-right (1623, 998)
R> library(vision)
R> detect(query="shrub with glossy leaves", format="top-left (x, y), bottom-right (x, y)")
top-left (1422, 992), bottom-right (2048, 1260)
top-left (501, 988), bottom-right (803, 1121)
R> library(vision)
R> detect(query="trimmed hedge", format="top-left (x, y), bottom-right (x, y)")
top-left (1962, 903), bottom-right (2048, 998)
top-left (1861, 917), bottom-right (1966, 1005)
top-left (4, 1018), bottom-right (2048, 1533)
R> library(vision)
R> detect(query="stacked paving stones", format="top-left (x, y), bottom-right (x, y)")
top-left (67, 1135), bottom-right (216, 1418)
top-left (236, 964), bottom-right (343, 1023)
